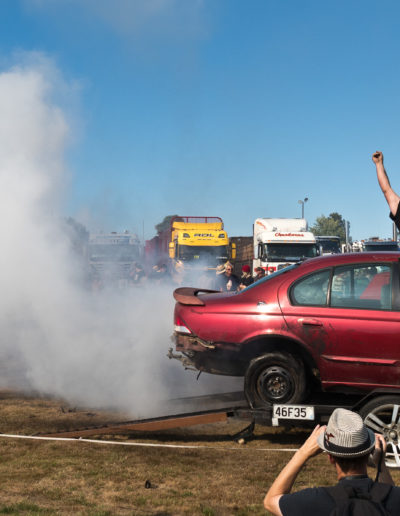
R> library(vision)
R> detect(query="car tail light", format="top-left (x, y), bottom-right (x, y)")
top-left (268, 266), bottom-right (276, 273)
top-left (174, 315), bottom-right (192, 334)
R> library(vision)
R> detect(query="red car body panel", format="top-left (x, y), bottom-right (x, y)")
top-left (173, 252), bottom-right (400, 393)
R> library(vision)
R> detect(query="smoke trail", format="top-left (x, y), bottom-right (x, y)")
top-left (0, 55), bottom-right (241, 416)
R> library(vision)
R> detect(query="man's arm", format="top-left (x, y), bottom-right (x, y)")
top-left (372, 151), bottom-right (400, 215)
top-left (373, 433), bottom-right (395, 486)
top-left (264, 425), bottom-right (325, 516)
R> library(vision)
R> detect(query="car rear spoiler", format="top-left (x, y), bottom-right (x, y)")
top-left (173, 287), bottom-right (218, 306)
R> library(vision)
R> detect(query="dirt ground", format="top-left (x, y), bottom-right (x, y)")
top-left (0, 389), bottom-right (399, 515)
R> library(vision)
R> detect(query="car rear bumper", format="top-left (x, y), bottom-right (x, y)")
top-left (171, 332), bottom-right (246, 376)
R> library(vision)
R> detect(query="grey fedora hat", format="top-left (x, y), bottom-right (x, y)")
top-left (317, 408), bottom-right (375, 457)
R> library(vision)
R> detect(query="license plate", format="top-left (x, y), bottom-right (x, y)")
top-left (273, 405), bottom-right (315, 420)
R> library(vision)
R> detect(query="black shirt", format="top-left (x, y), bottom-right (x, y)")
top-left (389, 201), bottom-right (400, 231)
top-left (279, 477), bottom-right (400, 515)
top-left (240, 275), bottom-right (254, 288)
top-left (216, 273), bottom-right (240, 292)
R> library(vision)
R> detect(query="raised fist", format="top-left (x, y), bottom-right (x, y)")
top-left (372, 151), bottom-right (384, 164)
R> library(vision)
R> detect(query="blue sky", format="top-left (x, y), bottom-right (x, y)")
top-left (2, 0), bottom-right (400, 241)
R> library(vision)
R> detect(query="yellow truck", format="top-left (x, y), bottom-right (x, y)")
top-left (146, 216), bottom-right (236, 275)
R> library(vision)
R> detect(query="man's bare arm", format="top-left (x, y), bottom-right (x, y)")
top-left (373, 433), bottom-right (395, 486)
top-left (372, 151), bottom-right (400, 215)
top-left (263, 425), bottom-right (325, 516)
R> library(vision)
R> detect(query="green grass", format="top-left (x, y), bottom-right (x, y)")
top-left (1, 390), bottom-right (399, 515)
top-left (0, 502), bottom-right (52, 514)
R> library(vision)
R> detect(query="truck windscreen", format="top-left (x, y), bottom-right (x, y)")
top-left (263, 243), bottom-right (318, 262)
top-left (319, 240), bottom-right (341, 253)
top-left (178, 245), bottom-right (228, 264)
top-left (363, 243), bottom-right (398, 251)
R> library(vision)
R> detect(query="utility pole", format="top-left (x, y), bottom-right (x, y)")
top-left (345, 220), bottom-right (351, 252)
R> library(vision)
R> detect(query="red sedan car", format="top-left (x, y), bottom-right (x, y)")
top-left (170, 252), bottom-right (400, 408)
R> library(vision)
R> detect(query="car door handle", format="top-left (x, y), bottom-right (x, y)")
top-left (300, 318), bottom-right (323, 327)
top-left (256, 301), bottom-right (269, 312)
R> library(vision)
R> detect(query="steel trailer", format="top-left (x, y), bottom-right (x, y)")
top-left (39, 390), bottom-right (400, 467)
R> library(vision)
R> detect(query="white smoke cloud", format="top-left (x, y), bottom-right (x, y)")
top-left (0, 53), bottom-right (241, 416)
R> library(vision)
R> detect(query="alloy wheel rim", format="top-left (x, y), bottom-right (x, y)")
top-left (364, 403), bottom-right (400, 468)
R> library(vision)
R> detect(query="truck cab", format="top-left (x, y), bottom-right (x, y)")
top-left (88, 232), bottom-right (141, 285)
top-left (168, 218), bottom-right (231, 266)
top-left (362, 239), bottom-right (399, 252)
top-left (253, 218), bottom-right (319, 275)
top-left (316, 235), bottom-right (342, 255)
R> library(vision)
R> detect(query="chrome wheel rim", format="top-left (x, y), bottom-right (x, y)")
top-left (364, 403), bottom-right (400, 468)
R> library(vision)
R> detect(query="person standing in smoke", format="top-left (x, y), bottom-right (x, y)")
top-left (216, 261), bottom-right (240, 292)
top-left (172, 259), bottom-right (185, 285)
top-left (372, 151), bottom-right (400, 231)
top-left (149, 263), bottom-right (172, 284)
top-left (129, 262), bottom-right (146, 286)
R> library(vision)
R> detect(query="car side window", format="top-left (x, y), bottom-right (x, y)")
top-left (330, 264), bottom-right (392, 310)
top-left (291, 269), bottom-right (330, 306)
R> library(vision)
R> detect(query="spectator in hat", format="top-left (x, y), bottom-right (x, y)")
top-left (238, 264), bottom-right (254, 291)
top-left (253, 266), bottom-right (265, 282)
top-left (372, 151), bottom-right (400, 231)
top-left (215, 261), bottom-right (240, 292)
top-left (264, 408), bottom-right (400, 515)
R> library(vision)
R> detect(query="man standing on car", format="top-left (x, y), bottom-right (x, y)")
top-left (264, 408), bottom-right (400, 515)
top-left (372, 151), bottom-right (400, 231)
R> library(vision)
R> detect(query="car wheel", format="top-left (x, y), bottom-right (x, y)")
top-left (244, 352), bottom-right (307, 408)
top-left (359, 395), bottom-right (400, 468)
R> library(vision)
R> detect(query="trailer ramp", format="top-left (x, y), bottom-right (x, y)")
top-left (40, 391), bottom-right (250, 439)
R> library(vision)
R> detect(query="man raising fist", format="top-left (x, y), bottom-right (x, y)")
top-left (372, 151), bottom-right (400, 230)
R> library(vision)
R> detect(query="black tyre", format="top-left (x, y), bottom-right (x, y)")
top-left (359, 395), bottom-right (400, 469)
top-left (244, 352), bottom-right (307, 408)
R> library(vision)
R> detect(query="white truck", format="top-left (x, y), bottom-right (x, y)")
top-left (88, 231), bottom-right (141, 285)
top-left (253, 218), bottom-right (319, 275)
top-left (361, 238), bottom-right (399, 252)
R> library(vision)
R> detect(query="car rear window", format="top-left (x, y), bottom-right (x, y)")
top-left (330, 264), bottom-right (392, 310)
top-left (290, 263), bottom-right (394, 310)
top-left (291, 269), bottom-right (330, 306)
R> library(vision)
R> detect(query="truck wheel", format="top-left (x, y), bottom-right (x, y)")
top-left (359, 395), bottom-right (400, 469)
top-left (244, 352), bottom-right (307, 408)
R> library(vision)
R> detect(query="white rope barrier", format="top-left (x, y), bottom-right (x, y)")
top-left (0, 433), bottom-right (298, 452)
